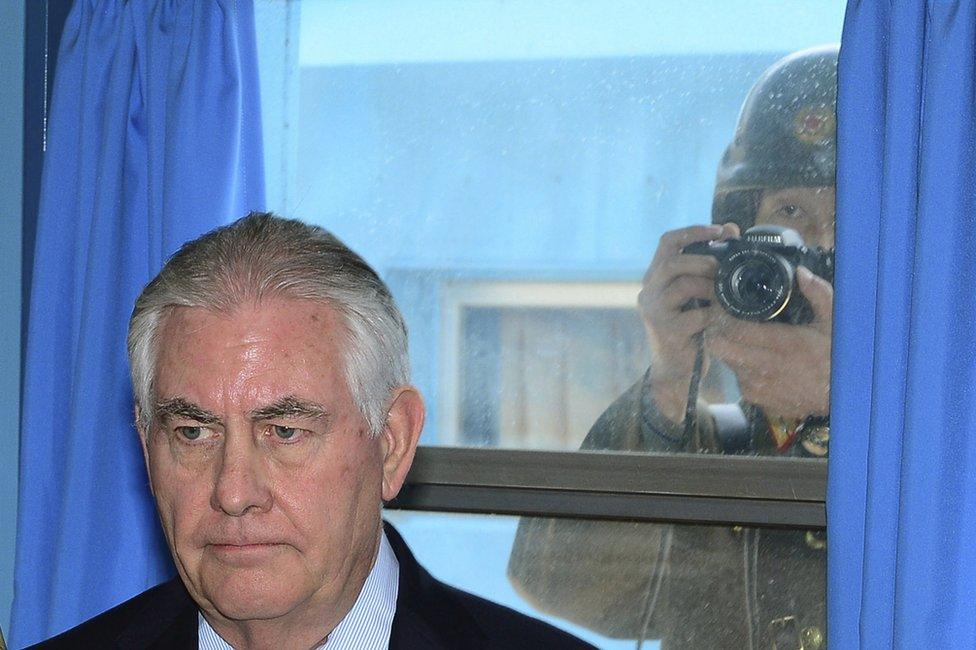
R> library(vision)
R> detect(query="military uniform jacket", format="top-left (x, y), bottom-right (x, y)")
top-left (507, 379), bottom-right (827, 650)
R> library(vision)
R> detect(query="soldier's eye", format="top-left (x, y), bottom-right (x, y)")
top-left (779, 204), bottom-right (802, 218)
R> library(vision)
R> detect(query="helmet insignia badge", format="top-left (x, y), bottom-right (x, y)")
top-left (793, 106), bottom-right (835, 145)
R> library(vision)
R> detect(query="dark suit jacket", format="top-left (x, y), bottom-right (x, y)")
top-left (31, 523), bottom-right (593, 649)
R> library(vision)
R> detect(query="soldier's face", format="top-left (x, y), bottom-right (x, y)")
top-left (755, 186), bottom-right (835, 249)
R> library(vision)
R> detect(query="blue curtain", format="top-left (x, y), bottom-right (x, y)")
top-left (831, 2), bottom-right (976, 647)
top-left (11, 0), bottom-right (264, 645)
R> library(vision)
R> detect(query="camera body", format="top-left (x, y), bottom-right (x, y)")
top-left (682, 225), bottom-right (833, 324)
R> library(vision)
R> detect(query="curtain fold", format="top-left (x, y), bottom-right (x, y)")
top-left (831, 1), bottom-right (976, 647)
top-left (11, 0), bottom-right (264, 645)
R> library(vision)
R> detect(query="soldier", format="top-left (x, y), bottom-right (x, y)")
top-left (508, 45), bottom-right (837, 649)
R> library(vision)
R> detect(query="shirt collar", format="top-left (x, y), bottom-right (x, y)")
top-left (198, 530), bottom-right (399, 650)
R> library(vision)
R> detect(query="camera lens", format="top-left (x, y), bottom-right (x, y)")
top-left (730, 260), bottom-right (784, 309)
top-left (715, 250), bottom-right (794, 321)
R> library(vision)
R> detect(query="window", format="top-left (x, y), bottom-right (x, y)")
top-left (255, 2), bottom-right (844, 647)
top-left (440, 280), bottom-right (645, 449)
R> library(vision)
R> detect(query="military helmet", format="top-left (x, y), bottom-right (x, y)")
top-left (712, 44), bottom-right (838, 228)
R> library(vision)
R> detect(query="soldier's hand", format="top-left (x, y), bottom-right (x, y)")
top-left (704, 266), bottom-right (832, 419)
top-left (639, 222), bottom-right (738, 423)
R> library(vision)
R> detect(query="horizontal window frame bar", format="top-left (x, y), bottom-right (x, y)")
top-left (394, 447), bottom-right (826, 528)
top-left (387, 485), bottom-right (825, 529)
top-left (405, 447), bottom-right (826, 502)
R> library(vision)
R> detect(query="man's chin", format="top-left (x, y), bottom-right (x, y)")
top-left (204, 582), bottom-right (307, 622)
top-left (195, 558), bottom-right (311, 622)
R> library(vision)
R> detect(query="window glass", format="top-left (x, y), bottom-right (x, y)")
top-left (254, 5), bottom-right (841, 646)
top-left (384, 510), bottom-right (826, 650)
top-left (254, 0), bottom-right (844, 453)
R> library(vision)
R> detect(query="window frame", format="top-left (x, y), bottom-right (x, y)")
top-left (390, 447), bottom-right (826, 529)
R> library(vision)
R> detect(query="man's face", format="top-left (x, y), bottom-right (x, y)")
top-left (141, 298), bottom-right (395, 625)
top-left (755, 185), bottom-right (835, 249)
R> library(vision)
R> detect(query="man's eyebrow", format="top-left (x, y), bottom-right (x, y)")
top-left (249, 396), bottom-right (330, 422)
top-left (154, 398), bottom-right (220, 425)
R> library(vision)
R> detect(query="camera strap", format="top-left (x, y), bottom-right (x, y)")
top-left (683, 332), bottom-right (706, 442)
top-left (684, 333), bottom-right (752, 452)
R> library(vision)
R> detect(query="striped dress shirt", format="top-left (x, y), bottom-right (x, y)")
top-left (198, 532), bottom-right (399, 650)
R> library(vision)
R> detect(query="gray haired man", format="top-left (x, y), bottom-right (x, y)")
top-left (34, 214), bottom-right (591, 649)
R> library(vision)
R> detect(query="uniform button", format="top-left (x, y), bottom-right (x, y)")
top-left (731, 525), bottom-right (744, 539)
top-left (800, 625), bottom-right (824, 649)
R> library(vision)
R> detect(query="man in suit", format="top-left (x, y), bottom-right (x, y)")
top-left (34, 214), bottom-right (590, 649)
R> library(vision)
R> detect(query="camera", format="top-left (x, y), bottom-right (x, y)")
top-left (682, 225), bottom-right (833, 324)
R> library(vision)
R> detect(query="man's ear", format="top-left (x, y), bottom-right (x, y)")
top-left (380, 386), bottom-right (425, 502)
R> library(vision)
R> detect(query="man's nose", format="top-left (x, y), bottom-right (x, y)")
top-left (211, 434), bottom-right (273, 516)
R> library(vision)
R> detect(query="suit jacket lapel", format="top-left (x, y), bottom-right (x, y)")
top-left (386, 522), bottom-right (488, 650)
top-left (113, 578), bottom-right (198, 649)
